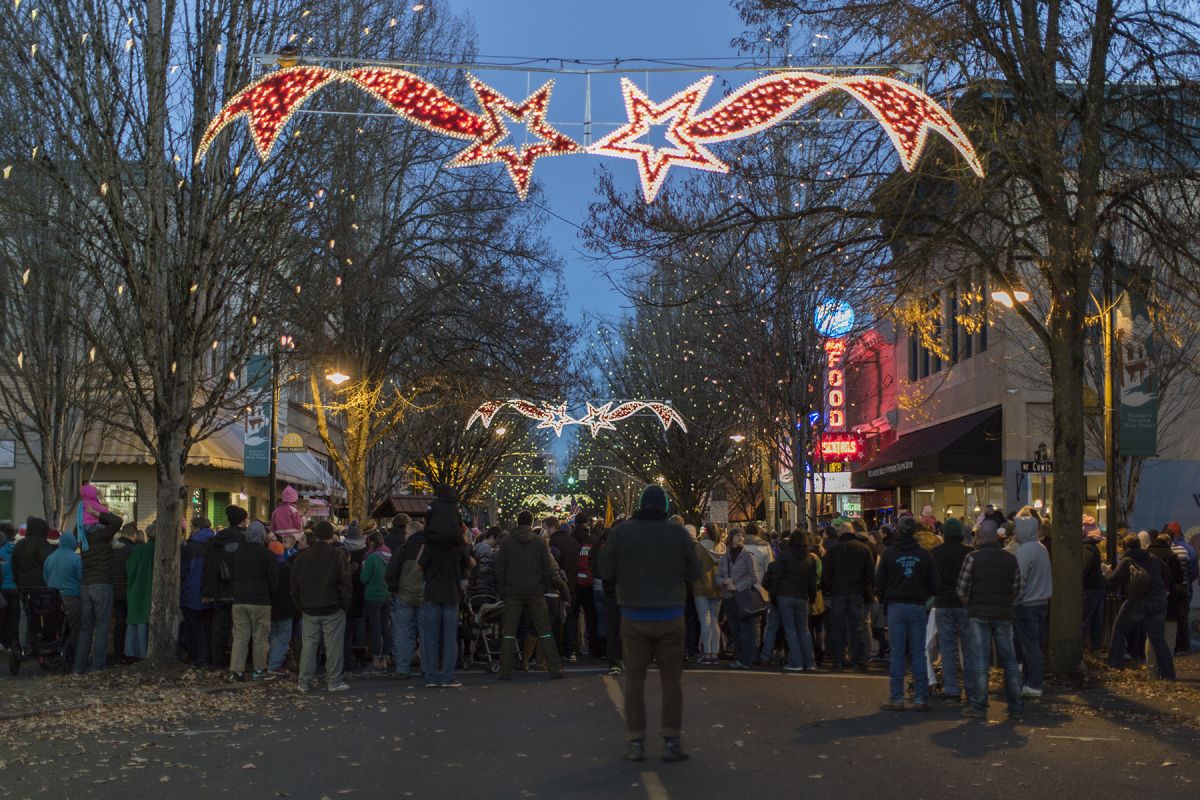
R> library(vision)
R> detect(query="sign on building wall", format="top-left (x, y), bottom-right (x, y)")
top-left (1116, 287), bottom-right (1158, 456)
top-left (244, 355), bottom-right (272, 477)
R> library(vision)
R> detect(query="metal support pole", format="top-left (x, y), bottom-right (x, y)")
top-left (268, 346), bottom-right (280, 514)
top-left (1102, 244), bottom-right (1120, 565)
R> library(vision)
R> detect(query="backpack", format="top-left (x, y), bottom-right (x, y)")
top-left (576, 544), bottom-right (594, 587)
top-left (397, 545), bottom-right (425, 606)
top-left (1126, 560), bottom-right (1152, 600)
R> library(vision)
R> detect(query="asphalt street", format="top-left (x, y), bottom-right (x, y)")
top-left (2, 664), bottom-right (1197, 800)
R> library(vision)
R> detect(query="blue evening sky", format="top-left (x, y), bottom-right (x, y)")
top-left (443, 0), bottom-right (752, 324)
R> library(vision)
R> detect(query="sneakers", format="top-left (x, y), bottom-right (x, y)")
top-left (662, 737), bottom-right (689, 763)
top-left (267, 667), bottom-right (289, 677)
top-left (961, 706), bottom-right (985, 718)
top-left (566, 654), bottom-right (578, 664)
top-left (297, 682), bottom-right (312, 693)
top-left (728, 661), bottom-right (750, 670)
top-left (442, 680), bottom-right (464, 689)
top-left (910, 702), bottom-right (932, 712)
top-left (226, 671), bottom-right (244, 684)
top-left (783, 665), bottom-right (806, 673)
top-left (251, 670), bottom-right (276, 682)
top-left (608, 663), bottom-right (624, 676)
top-left (1021, 686), bottom-right (1043, 698)
top-left (390, 671), bottom-right (410, 680)
top-left (624, 739), bottom-right (646, 762)
top-left (879, 701), bottom-right (906, 712)
top-left (327, 681), bottom-right (350, 692)
top-left (425, 682), bottom-right (440, 688)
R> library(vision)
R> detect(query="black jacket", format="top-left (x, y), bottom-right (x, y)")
top-left (290, 540), bottom-right (353, 615)
top-left (876, 536), bottom-right (938, 605)
top-left (931, 539), bottom-right (973, 608)
top-left (80, 512), bottom-right (123, 585)
top-left (419, 541), bottom-right (471, 605)
top-left (230, 540), bottom-right (278, 605)
top-left (822, 532), bottom-right (875, 599)
top-left (548, 529), bottom-right (581, 586)
top-left (112, 536), bottom-right (135, 600)
top-left (202, 526), bottom-right (247, 601)
top-left (270, 560), bottom-right (297, 621)
top-left (961, 542), bottom-right (1020, 619)
top-left (424, 485), bottom-right (463, 542)
top-left (12, 518), bottom-right (54, 588)
top-left (494, 526), bottom-right (560, 597)
top-left (768, 543), bottom-right (817, 602)
top-left (383, 525), bottom-right (407, 556)
top-left (1081, 538), bottom-right (1105, 591)
top-left (1148, 541), bottom-right (1187, 613)
top-left (598, 512), bottom-right (700, 609)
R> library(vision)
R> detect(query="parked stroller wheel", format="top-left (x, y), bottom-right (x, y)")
top-left (488, 661), bottom-right (501, 675)
top-left (8, 647), bottom-right (19, 675)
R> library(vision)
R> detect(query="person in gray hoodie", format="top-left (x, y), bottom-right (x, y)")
top-left (1012, 513), bottom-right (1052, 697)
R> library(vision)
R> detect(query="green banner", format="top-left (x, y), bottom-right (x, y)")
top-left (1116, 287), bottom-right (1157, 456)
top-left (243, 354), bottom-right (272, 477)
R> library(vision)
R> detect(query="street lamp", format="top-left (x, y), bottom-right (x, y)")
top-left (495, 426), bottom-right (508, 436)
top-left (325, 370), bottom-right (350, 386)
top-left (729, 433), bottom-right (747, 444)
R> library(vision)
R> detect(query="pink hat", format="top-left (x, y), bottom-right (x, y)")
top-left (281, 485), bottom-right (299, 504)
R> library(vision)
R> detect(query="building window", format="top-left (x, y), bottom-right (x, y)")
top-left (908, 333), bottom-right (919, 381)
top-left (0, 480), bottom-right (13, 526)
top-left (930, 293), bottom-right (943, 374)
top-left (91, 481), bottom-right (138, 524)
top-left (979, 304), bottom-right (988, 352)
top-left (211, 491), bottom-right (232, 528)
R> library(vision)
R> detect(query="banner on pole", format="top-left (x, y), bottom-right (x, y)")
top-left (244, 354), bottom-right (272, 477)
top-left (1116, 286), bottom-right (1157, 456)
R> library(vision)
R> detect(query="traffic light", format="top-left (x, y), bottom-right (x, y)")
top-left (566, 476), bottom-right (576, 488)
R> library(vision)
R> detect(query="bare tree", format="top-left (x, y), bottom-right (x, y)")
top-left (0, 0), bottom-right (322, 661)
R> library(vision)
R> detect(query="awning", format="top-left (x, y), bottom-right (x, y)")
top-left (277, 451), bottom-right (341, 492)
top-left (851, 406), bottom-right (1002, 488)
top-left (372, 495), bottom-right (435, 519)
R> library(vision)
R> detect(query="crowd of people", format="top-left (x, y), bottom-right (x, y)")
top-left (1, 485), bottom-right (1195, 726)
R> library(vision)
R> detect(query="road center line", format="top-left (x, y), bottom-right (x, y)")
top-left (641, 771), bottom-right (670, 800)
top-left (602, 674), bottom-right (625, 721)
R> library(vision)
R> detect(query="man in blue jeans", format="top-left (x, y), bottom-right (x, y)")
top-left (1012, 514), bottom-right (1052, 698)
top-left (384, 520), bottom-right (425, 678)
top-left (931, 518), bottom-right (974, 702)
top-left (822, 522), bottom-right (875, 671)
top-left (956, 521), bottom-right (1024, 721)
top-left (875, 516), bottom-right (938, 711)
top-left (418, 486), bottom-right (473, 688)
top-left (75, 510), bottom-right (123, 673)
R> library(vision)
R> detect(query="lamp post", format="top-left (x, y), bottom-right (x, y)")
top-left (268, 335), bottom-right (295, 514)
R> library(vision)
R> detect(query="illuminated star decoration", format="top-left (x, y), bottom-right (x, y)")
top-left (465, 399), bottom-right (687, 438)
top-left (590, 76), bottom-right (727, 203)
top-left (448, 77), bottom-right (582, 199)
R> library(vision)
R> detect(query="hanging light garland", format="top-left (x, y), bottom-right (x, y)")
top-left (197, 66), bottom-right (983, 202)
top-left (466, 399), bottom-right (688, 437)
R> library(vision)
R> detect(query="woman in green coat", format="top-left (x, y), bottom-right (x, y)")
top-left (125, 527), bottom-right (155, 659)
top-left (359, 531), bottom-right (392, 674)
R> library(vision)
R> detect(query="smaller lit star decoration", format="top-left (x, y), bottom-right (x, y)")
top-left (448, 76), bottom-right (583, 199)
top-left (589, 76), bottom-right (727, 204)
top-left (466, 399), bottom-right (687, 438)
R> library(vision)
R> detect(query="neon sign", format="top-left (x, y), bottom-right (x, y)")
top-left (824, 338), bottom-right (847, 431)
top-left (816, 433), bottom-right (864, 462)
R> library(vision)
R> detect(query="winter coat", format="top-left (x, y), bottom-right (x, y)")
top-left (1014, 517), bottom-right (1053, 605)
top-left (290, 540), bottom-right (353, 615)
top-left (769, 542), bottom-right (818, 602)
top-left (494, 525), bottom-right (560, 598)
top-left (360, 550), bottom-right (392, 603)
top-left (692, 539), bottom-right (724, 599)
top-left (931, 539), bottom-right (973, 608)
top-left (599, 513), bottom-right (700, 610)
top-left (80, 511), bottom-right (123, 585)
top-left (822, 532), bottom-right (876, 599)
top-left (202, 526), bottom-right (247, 602)
top-left (384, 531), bottom-right (426, 604)
top-left (742, 535), bottom-right (775, 583)
top-left (341, 538), bottom-right (368, 616)
top-left (112, 536), bottom-right (135, 600)
top-left (717, 548), bottom-right (760, 599)
top-left (1081, 537), bottom-right (1105, 591)
top-left (12, 518), bottom-right (54, 588)
top-left (229, 539), bottom-right (278, 606)
top-left (1148, 539), bottom-right (1188, 620)
top-left (876, 535), bottom-right (938, 606)
top-left (180, 529), bottom-right (215, 610)
top-left (270, 559), bottom-right (298, 621)
top-left (1, 540), bottom-right (16, 590)
top-left (79, 483), bottom-right (109, 527)
top-left (548, 529), bottom-right (582, 587)
top-left (43, 532), bottom-right (82, 597)
top-left (1108, 548), bottom-right (1169, 601)
top-left (424, 485), bottom-right (464, 545)
top-left (125, 539), bottom-right (156, 625)
top-left (418, 540), bottom-right (471, 606)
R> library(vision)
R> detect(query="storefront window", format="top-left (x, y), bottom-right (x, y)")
top-left (0, 480), bottom-right (13, 526)
top-left (91, 481), bottom-right (137, 524)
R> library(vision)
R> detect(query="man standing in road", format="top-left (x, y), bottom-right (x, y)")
top-left (822, 520), bottom-right (875, 672)
top-left (876, 515), bottom-right (938, 712)
top-left (494, 510), bottom-right (564, 680)
top-left (600, 485), bottom-right (700, 763)
top-left (290, 520), bottom-right (352, 692)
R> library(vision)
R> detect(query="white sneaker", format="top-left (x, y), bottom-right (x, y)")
top-left (1021, 686), bottom-right (1043, 698)
top-left (327, 681), bottom-right (350, 692)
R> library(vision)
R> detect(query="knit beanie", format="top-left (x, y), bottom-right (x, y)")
top-left (942, 518), bottom-right (964, 541)
top-left (638, 485), bottom-right (669, 513)
top-left (226, 505), bottom-right (248, 527)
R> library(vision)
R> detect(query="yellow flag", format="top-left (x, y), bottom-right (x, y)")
top-left (604, 496), bottom-right (614, 529)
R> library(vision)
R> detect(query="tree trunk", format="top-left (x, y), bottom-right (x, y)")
top-left (147, 425), bottom-right (186, 664)
top-left (1046, 308), bottom-right (1086, 674)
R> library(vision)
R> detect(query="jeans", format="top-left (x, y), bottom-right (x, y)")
top-left (778, 596), bottom-right (815, 669)
top-left (1082, 589), bottom-right (1106, 650)
top-left (420, 601), bottom-right (459, 684)
top-left (210, 601), bottom-right (234, 668)
top-left (935, 607), bottom-right (973, 696)
top-left (828, 594), bottom-right (867, 668)
top-left (230, 604), bottom-right (270, 674)
top-left (967, 617), bottom-right (1023, 714)
top-left (1013, 603), bottom-right (1048, 690)
top-left (268, 618), bottom-right (293, 670)
top-left (571, 585), bottom-right (602, 657)
top-left (622, 617), bottom-right (685, 740)
top-left (1108, 599), bottom-right (1175, 680)
top-left (887, 603), bottom-right (929, 704)
top-left (74, 583), bottom-right (114, 672)
top-left (180, 607), bottom-right (212, 667)
top-left (299, 610), bottom-right (346, 687)
top-left (604, 588), bottom-right (622, 664)
top-left (724, 598), bottom-right (756, 665)
top-left (390, 598), bottom-right (422, 675)
top-left (364, 600), bottom-right (389, 658)
top-left (1, 588), bottom-right (18, 648)
top-left (759, 604), bottom-right (783, 663)
top-left (693, 595), bottom-right (722, 656)
top-left (499, 594), bottom-right (561, 677)
top-left (112, 598), bottom-right (128, 662)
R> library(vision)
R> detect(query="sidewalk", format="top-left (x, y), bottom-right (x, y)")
top-left (1039, 651), bottom-right (1200, 731)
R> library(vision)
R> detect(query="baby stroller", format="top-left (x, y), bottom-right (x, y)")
top-left (467, 591), bottom-right (504, 674)
top-left (9, 588), bottom-right (69, 675)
